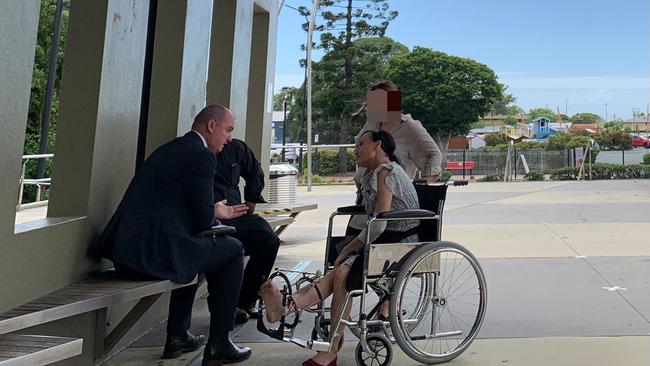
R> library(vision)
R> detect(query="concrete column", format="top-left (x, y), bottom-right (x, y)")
top-left (48, 0), bottom-right (150, 224)
top-left (245, 2), bottom-right (277, 180)
top-left (145, 0), bottom-right (213, 156)
top-left (0, 0), bottom-right (41, 236)
top-left (206, 0), bottom-right (254, 139)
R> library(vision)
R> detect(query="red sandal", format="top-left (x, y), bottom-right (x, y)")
top-left (302, 356), bottom-right (337, 366)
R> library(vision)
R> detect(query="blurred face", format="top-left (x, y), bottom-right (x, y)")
top-left (206, 112), bottom-right (234, 153)
top-left (366, 89), bottom-right (401, 125)
top-left (354, 132), bottom-right (380, 168)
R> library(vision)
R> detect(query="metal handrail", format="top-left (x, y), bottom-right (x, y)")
top-left (18, 154), bottom-right (54, 211)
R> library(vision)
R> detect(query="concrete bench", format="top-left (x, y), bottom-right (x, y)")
top-left (0, 334), bottom-right (82, 366)
top-left (0, 270), bottom-right (196, 364)
top-left (256, 203), bottom-right (317, 235)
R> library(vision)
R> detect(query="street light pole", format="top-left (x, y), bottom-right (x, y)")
top-left (280, 87), bottom-right (292, 161)
top-left (604, 103), bottom-right (608, 123)
top-left (565, 99), bottom-right (569, 116)
top-left (306, 0), bottom-right (320, 192)
top-left (282, 99), bottom-right (287, 161)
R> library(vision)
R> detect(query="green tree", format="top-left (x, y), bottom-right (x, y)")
top-left (21, 0), bottom-right (68, 201)
top-left (570, 112), bottom-right (603, 125)
top-left (301, 0), bottom-right (398, 172)
top-left (596, 128), bottom-right (633, 150)
top-left (504, 105), bottom-right (525, 116)
top-left (489, 85), bottom-right (522, 115)
top-left (503, 115), bottom-right (517, 126)
top-left (544, 133), bottom-right (572, 150)
top-left (387, 47), bottom-right (503, 158)
top-left (311, 37), bottom-right (408, 142)
top-left (484, 133), bottom-right (508, 146)
top-left (528, 108), bottom-right (557, 121)
top-left (603, 120), bottom-right (625, 130)
top-left (27, 0), bottom-right (68, 150)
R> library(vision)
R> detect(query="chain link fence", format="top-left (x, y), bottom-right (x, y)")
top-left (446, 149), bottom-right (576, 176)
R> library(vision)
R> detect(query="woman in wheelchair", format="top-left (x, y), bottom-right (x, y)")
top-left (261, 130), bottom-right (419, 366)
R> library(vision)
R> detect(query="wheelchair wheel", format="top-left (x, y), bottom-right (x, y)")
top-left (389, 241), bottom-right (487, 364)
top-left (355, 334), bottom-right (392, 366)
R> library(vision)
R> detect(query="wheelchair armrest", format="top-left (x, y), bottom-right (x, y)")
top-left (199, 224), bottom-right (236, 237)
top-left (336, 205), bottom-right (366, 214)
top-left (375, 209), bottom-right (437, 219)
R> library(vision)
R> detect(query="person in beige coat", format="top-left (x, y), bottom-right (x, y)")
top-left (353, 81), bottom-right (442, 186)
top-left (348, 81), bottom-right (442, 234)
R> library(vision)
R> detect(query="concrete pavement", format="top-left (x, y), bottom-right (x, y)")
top-left (103, 180), bottom-right (650, 365)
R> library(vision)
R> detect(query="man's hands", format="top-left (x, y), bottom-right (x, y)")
top-left (214, 200), bottom-right (248, 220)
top-left (244, 202), bottom-right (256, 215)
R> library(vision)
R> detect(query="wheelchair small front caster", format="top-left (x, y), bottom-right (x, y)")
top-left (355, 334), bottom-right (392, 366)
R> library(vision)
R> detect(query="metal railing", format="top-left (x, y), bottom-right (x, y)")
top-left (18, 154), bottom-right (53, 211)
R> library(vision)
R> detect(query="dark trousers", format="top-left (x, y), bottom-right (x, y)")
top-left (114, 235), bottom-right (244, 339)
top-left (222, 213), bottom-right (280, 309)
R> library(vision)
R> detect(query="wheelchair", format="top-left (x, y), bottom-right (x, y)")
top-left (257, 180), bottom-right (487, 365)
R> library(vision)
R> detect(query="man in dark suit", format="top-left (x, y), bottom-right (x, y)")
top-left (213, 139), bottom-right (280, 324)
top-left (97, 105), bottom-right (252, 365)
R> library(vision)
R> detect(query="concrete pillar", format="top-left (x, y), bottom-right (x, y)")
top-left (145, 0), bottom-right (213, 156)
top-left (245, 2), bottom-right (277, 179)
top-left (48, 0), bottom-right (150, 225)
top-left (0, 0), bottom-right (41, 236)
top-left (206, 0), bottom-right (254, 139)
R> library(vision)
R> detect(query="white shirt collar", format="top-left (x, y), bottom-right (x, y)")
top-left (191, 130), bottom-right (208, 148)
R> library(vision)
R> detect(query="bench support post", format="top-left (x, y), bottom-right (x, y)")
top-left (93, 308), bottom-right (108, 359)
top-left (102, 293), bottom-right (162, 356)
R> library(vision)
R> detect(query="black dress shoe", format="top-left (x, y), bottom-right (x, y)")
top-left (244, 306), bottom-right (259, 319)
top-left (162, 331), bottom-right (206, 359)
top-left (202, 337), bottom-right (252, 366)
top-left (234, 307), bottom-right (250, 325)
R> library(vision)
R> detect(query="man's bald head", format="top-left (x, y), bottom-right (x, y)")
top-left (191, 105), bottom-right (235, 153)
top-left (192, 105), bottom-right (231, 130)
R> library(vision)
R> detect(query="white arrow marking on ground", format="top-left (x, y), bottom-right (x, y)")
top-left (574, 255), bottom-right (587, 258)
top-left (602, 286), bottom-right (627, 292)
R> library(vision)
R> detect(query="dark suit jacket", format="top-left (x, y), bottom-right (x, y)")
top-left (97, 132), bottom-right (216, 283)
top-left (213, 138), bottom-right (266, 205)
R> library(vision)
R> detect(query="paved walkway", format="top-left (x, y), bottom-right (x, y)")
top-left (102, 180), bottom-right (650, 365)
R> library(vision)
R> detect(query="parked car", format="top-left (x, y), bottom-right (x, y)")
top-left (631, 135), bottom-right (650, 148)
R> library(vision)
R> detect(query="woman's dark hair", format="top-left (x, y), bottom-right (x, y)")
top-left (361, 130), bottom-right (400, 165)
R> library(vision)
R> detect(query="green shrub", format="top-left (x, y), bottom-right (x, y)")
top-left (303, 148), bottom-right (355, 176)
top-left (643, 153), bottom-right (650, 165)
top-left (440, 171), bottom-right (452, 182)
top-left (483, 144), bottom-right (508, 152)
top-left (550, 167), bottom-right (579, 180)
top-left (524, 172), bottom-right (544, 181)
top-left (478, 173), bottom-right (503, 182)
top-left (484, 133), bottom-right (508, 146)
top-left (515, 141), bottom-right (545, 150)
top-left (550, 163), bottom-right (650, 180)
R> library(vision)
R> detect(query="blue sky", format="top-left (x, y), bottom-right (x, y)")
top-left (274, 0), bottom-right (650, 120)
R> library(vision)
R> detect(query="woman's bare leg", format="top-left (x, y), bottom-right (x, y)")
top-left (309, 265), bottom-right (351, 365)
top-left (260, 269), bottom-right (336, 322)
